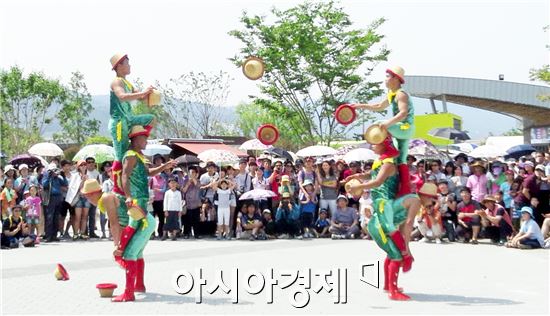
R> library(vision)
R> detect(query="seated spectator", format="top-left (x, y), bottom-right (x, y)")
top-left (541, 213), bottom-right (550, 239)
top-left (261, 209), bottom-right (277, 239)
top-left (506, 207), bottom-right (544, 249)
top-left (329, 195), bottom-right (360, 239)
top-left (437, 181), bottom-right (458, 242)
top-left (313, 209), bottom-right (330, 238)
top-left (275, 192), bottom-right (300, 238)
top-left (198, 199), bottom-right (217, 237)
top-left (240, 203), bottom-right (264, 240)
top-left (416, 203), bottom-right (443, 243)
top-left (456, 187), bottom-right (482, 244)
top-left (1, 205), bottom-right (33, 248)
top-left (479, 195), bottom-right (513, 245)
top-left (299, 179), bottom-right (317, 238)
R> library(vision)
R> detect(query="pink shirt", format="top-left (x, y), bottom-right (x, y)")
top-left (149, 175), bottom-right (167, 201)
top-left (25, 196), bottom-right (42, 217)
top-left (466, 174), bottom-right (488, 203)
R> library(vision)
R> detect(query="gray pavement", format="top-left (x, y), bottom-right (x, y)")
top-left (1, 237), bottom-right (549, 315)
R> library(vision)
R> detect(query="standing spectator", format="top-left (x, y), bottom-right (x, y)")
top-left (534, 164), bottom-right (549, 225)
top-left (235, 158), bottom-right (253, 209)
top-left (214, 179), bottom-right (235, 240)
top-left (14, 164), bottom-right (38, 204)
top-left (58, 160), bottom-right (73, 239)
top-left (329, 195), bottom-right (360, 239)
top-left (100, 168), bottom-right (114, 239)
top-left (162, 178), bottom-right (182, 241)
top-left (506, 206), bottom-right (544, 249)
top-left (3, 165), bottom-right (17, 186)
top-left (66, 160), bottom-right (89, 240)
top-left (406, 155), bottom-right (417, 175)
top-left (252, 168), bottom-right (270, 211)
top-left (487, 162), bottom-right (506, 195)
top-left (299, 179), bottom-right (317, 238)
top-left (85, 157), bottom-right (101, 238)
top-left (466, 161), bottom-right (488, 203)
top-left (317, 161), bottom-right (338, 217)
top-left (500, 170), bottom-right (515, 213)
top-left (199, 162), bottom-right (219, 203)
top-left (456, 187), bottom-right (482, 244)
top-left (454, 153), bottom-right (470, 176)
top-left (443, 162), bottom-right (456, 193)
top-left (41, 164), bottom-right (68, 242)
top-left (182, 166), bottom-right (201, 239)
top-left (149, 170), bottom-right (167, 238)
top-left (1, 178), bottom-right (17, 219)
top-left (23, 185), bottom-right (42, 241)
top-left (450, 165), bottom-right (468, 199)
top-left (416, 203), bottom-right (443, 243)
top-left (275, 192), bottom-right (300, 238)
top-left (298, 157), bottom-right (317, 196)
top-left (267, 161), bottom-right (283, 210)
top-left (479, 195), bottom-right (513, 245)
top-left (427, 160), bottom-right (446, 184)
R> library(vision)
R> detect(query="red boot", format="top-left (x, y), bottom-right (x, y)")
top-left (111, 161), bottom-right (125, 195)
top-left (112, 259), bottom-right (137, 302)
top-left (389, 231), bottom-right (414, 273)
top-left (396, 164), bottom-right (412, 197)
top-left (383, 257), bottom-right (403, 292)
top-left (135, 258), bottom-right (146, 293)
top-left (115, 226), bottom-right (136, 268)
top-left (388, 260), bottom-right (411, 301)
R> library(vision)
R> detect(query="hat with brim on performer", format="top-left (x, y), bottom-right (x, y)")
top-left (129, 125), bottom-right (150, 139)
top-left (54, 263), bottom-right (70, 281)
top-left (482, 195), bottom-right (498, 205)
top-left (335, 104), bottom-right (356, 125)
top-left (345, 179), bottom-right (363, 197)
top-left (81, 179), bottom-right (102, 195)
top-left (256, 124), bottom-right (279, 145)
top-left (364, 124), bottom-right (389, 145)
top-left (386, 66), bottom-right (405, 84)
top-left (110, 53), bottom-right (128, 70)
top-left (417, 182), bottom-right (438, 198)
top-left (242, 56), bottom-right (265, 80)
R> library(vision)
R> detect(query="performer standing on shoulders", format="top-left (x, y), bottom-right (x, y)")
top-left (352, 66), bottom-right (414, 197)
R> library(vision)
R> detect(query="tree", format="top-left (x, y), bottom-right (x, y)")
top-left (160, 71), bottom-right (232, 138)
top-left (84, 135), bottom-right (112, 146)
top-left (53, 71), bottom-right (99, 144)
top-left (501, 127), bottom-right (522, 136)
top-left (131, 78), bottom-right (172, 139)
top-left (529, 25), bottom-right (549, 101)
top-left (0, 66), bottom-right (66, 156)
top-left (229, 1), bottom-right (388, 146)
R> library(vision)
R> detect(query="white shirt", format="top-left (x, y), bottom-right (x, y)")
top-left (235, 171), bottom-right (253, 194)
top-left (163, 189), bottom-right (183, 212)
top-left (102, 179), bottom-right (114, 193)
top-left (199, 172), bottom-right (219, 199)
top-left (214, 188), bottom-right (236, 209)
top-left (87, 169), bottom-right (101, 183)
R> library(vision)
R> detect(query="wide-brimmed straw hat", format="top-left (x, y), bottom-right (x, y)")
top-left (110, 53), bottom-right (128, 70)
top-left (418, 182), bottom-right (438, 198)
top-left (364, 124), bottom-right (388, 145)
top-left (242, 56), bottom-right (265, 80)
top-left (386, 66), bottom-right (405, 83)
top-left (81, 179), bottom-right (102, 195)
top-left (482, 195), bottom-right (498, 205)
top-left (129, 125), bottom-right (150, 139)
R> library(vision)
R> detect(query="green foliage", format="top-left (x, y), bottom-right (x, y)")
top-left (501, 127), bottom-right (523, 136)
top-left (63, 145), bottom-right (81, 161)
top-left (53, 71), bottom-right (99, 144)
top-left (229, 0), bottom-right (388, 146)
top-left (530, 65), bottom-right (550, 102)
top-left (0, 65), bottom-right (65, 157)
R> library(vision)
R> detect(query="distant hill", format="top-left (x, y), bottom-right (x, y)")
top-left (42, 95), bottom-right (237, 139)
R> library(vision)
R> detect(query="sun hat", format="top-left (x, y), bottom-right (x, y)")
top-left (262, 209), bottom-right (271, 214)
top-left (336, 194), bottom-right (349, 202)
top-left (386, 66), bottom-right (405, 83)
top-left (281, 175), bottom-right (290, 183)
top-left (81, 179), bottom-right (102, 195)
top-left (482, 195), bottom-right (498, 205)
top-left (129, 125), bottom-right (150, 139)
top-left (18, 163), bottom-right (29, 171)
top-left (364, 124), bottom-right (388, 145)
top-left (4, 164), bottom-right (15, 173)
top-left (520, 206), bottom-right (534, 219)
top-left (303, 179), bottom-right (314, 187)
top-left (417, 183), bottom-right (438, 198)
top-left (110, 53), bottom-right (128, 70)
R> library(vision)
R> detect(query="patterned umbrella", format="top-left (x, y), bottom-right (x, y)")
top-left (429, 127), bottom-right (470, 141)
top-left (239, 189), bottom-right (277, 201)
top-left (73, 144), bottom-right (115, 164)
top-left (343, 148), bottom-right (378, 163)
top-left (408, 139), bottom-right (448, 160)
top-left (198, 149), bottom-right (239, 165)
top-left (28, 142), bottom-right (64, 157)
top-left (239, 139), bottom-right (273, 151)
top-left (142, 144), bottom-right (172, 157)
top-left (9, 154), bottom-right (48, 170)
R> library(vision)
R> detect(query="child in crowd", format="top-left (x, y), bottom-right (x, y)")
top-left (1, 178), bottom-right (17, 219)
top-left (162, 178), bottom-right (183, 241)
top-left (299, 179), bottom-right (317, 238)
top-left (100, 169), bottom-right (114, 239)
top-left (214, 179), bottom-right (236, 240)
top-left (261, 209), bottom-right (277, 239)
top-left (23, 185), bottom-right (42, 241)
top-left (314, 209), bottom-right (330, 238)
top-left (240, 203), bottom-right (265, 240)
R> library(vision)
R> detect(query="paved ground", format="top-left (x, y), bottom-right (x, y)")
top-left (1, 237), bottom-right (548, 315)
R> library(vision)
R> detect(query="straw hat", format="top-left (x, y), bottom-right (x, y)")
top-left (335, 104), bottom-right (356, 125)
top-left (470, 160), bottom-right (486, 171)
top-left (110, 53), bottom-right (128, 70)
top-left (482, 195), bottom-right (498, 205)
top-left (386, 66), bottom-right (405, 83)
top-left (129, 125), bottom-right (150, 139)
top-left (256, 124), bottom-right (279, 145)
top-left (345, 179), bottom-right (363, 197)
top-left (364, 124), bottom-right (388, 145)
top-left (242, 56), bottom-right (265, 80)
top-left (81, 179), bottom-right (102, 195)
top-left (417, 182), bottom-right (438, 198)
top-left (96, 283), bottom-right (118, 298)
top-left (54, 263), bottom-right (70, 281)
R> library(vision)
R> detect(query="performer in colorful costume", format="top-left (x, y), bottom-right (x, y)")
top-left (352, 66), bottom-right (415, 197)
top-left (109, 53), bottom-right (156, 196)
top-left (346, 136), bottom-right (438, 300)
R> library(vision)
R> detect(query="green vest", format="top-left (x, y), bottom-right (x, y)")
top-left (370, 158), bottom-right (398, 201)
top-left (390, 90), bottom-right (414, 125)
top-left (123, 149), bottom-right (149, 200)
top-left (110, 78), bottom-right (133, 121)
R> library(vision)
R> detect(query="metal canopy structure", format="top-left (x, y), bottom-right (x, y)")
top-left (404, 75), bottom-right (550, 143)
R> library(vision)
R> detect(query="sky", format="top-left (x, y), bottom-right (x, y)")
top-left (1, 0), bottom-right (549, 139)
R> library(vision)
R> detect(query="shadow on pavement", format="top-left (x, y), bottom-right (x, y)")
top-left (408, 293), bottom-right (522, 306)
top-left (137, 292), bottom-right (253, 305)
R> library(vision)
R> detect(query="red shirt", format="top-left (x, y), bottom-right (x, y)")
top-left (457, 199), bottom-right (481, 223)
